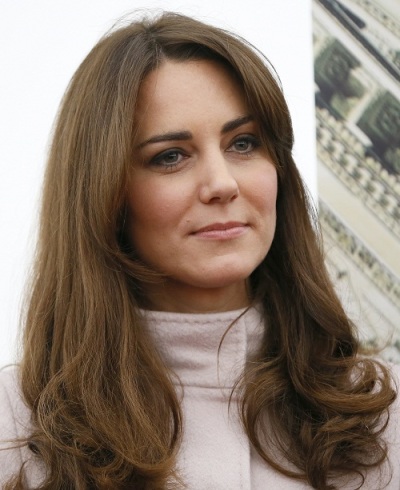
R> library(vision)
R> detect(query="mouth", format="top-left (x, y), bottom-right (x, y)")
top-left (191, 222), bottom-right (249, 239)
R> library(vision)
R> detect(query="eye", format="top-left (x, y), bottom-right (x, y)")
top-left (227, 135), bottom-right (261, 154)
top-left (150, 148), bottom-right (187, 168)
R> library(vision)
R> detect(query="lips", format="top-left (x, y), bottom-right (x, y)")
top-left (194, 222), bottom-right (245, 233)
top-left (191, 222), bottom-right (248, 239)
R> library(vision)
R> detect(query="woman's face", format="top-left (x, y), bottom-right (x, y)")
top-left (127, 59), bottom-right (277, 313)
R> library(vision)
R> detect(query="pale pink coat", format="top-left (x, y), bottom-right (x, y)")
top-left (1, 307), bottom-right (399, 488)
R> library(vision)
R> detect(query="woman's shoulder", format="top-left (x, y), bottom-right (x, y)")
top-left (365, 359), bottom-right (400, 424)
top-left (377, 361), bottom-right (400, 489)
top-left (0, 365), bottom-right (37, 486)
top-left (386, 361), bottom-right (400, 428)
top-left (0, 365), bottom-right (47, 486)
top-left (0, 365), bottom-right (30, 436)
top-left (378, 360), bottom-right (400, 408)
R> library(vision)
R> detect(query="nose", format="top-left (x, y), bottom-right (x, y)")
top-left (199, 153), bottom-right (239, 204)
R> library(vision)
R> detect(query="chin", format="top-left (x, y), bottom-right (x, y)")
top-left (189, 267), bottom-right (254, 289)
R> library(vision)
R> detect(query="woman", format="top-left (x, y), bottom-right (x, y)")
top-left (0, 11), bottom-right (399, 490)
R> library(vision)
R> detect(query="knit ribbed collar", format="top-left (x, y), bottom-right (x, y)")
top-left (142, 305), bottom-right (264, 389)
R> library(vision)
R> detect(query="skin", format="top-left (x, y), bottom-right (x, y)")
top-left (127, 59), bottom-right (278, 313)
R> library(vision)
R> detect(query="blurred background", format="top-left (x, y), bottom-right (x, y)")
top-left (313, 0), bottom-right (400, 361)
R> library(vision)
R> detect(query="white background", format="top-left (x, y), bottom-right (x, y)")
top-left (0, 0), bottom-right (316, 365)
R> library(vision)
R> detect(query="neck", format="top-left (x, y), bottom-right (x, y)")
top-left (139, 279), bottom-right (251, 313)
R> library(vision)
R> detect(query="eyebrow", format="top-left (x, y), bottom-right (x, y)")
top-left (136, 131), bottom-right (192, 149)
top-left (136, 115), bottom-right (254, 149)
top-left (221, 115), bottom-right (254, 134)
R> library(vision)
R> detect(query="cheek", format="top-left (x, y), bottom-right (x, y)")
top-left (127, 178), bottom-right (188, 233)
top-left (248, 168), bottom-right (278, 214)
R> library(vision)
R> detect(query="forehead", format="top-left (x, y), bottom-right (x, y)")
top-left (135, 59), bottom-right (248, 131)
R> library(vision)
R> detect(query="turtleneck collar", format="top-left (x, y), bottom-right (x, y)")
top-left (142, 305), bottom-right (264, 390)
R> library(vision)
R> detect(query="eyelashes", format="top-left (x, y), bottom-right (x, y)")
top-left (148, 134), bottom-right (262, 171)
top-left (150, 148), bottom-right (187, 168)
top-left (227, 134), bottom-right (261, 154)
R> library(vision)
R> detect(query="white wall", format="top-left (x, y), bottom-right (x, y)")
top-left (0, 0), bottom-right (316, 365)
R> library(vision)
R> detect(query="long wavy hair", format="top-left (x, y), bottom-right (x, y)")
top-left (8, 11), bottom-right (396, 490)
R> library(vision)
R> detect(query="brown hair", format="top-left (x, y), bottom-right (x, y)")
top-left (8, 11), bottom-right (396, 489)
